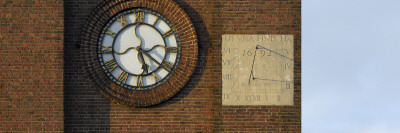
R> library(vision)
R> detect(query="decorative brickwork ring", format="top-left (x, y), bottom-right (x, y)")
top-left (80, 0), bottom-right (198, 107)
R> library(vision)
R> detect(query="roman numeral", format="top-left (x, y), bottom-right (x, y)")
top-left (117, 71), bottom-right (129, 85)
top-left (105, 28), bottom-right (117, 38)
top-left (166, 47), bottom-right (178, 53)
top-left (286, 83), bottom-right (291, 89)
top-left (104, 59), bottom-right (118, 72)
top-left (152, 73), bottom-right (160, 82)
top-left (285, 49), bottom-right (291, 55)
top-left (137, 75), bottom-right (144, 90)
top-left (136, 12), bottom-right (144, 23)
top-left (162, 29), bottom-right (175, 38)
top-left (161, 60), bottom-right (173, 72)
top-left (117, 15), bottom-right (129, 28)
top-left (101, 45), bottom-right (112, 54)
top-left (284, 63), bottom-right (293, 70)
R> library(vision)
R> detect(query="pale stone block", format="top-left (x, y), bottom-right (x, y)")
top-left (222, 34), bottom-right (294, 106)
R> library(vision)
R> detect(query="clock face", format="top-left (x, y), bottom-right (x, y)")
top-left (97, 8), bottom-right (181, 90)
top-left (81, 0), bottom-right (198, 107)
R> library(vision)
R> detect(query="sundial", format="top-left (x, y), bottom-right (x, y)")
top-left (222, 34), bottom-right (294, 105)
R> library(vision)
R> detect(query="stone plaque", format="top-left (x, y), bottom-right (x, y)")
top-left (222, 35), bottom-right (294, 105)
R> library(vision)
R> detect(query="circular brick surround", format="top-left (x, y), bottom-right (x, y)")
top-left (80, 0), bottom-right (198, 107)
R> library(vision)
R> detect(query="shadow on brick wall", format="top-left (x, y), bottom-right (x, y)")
top-left (63, 0), bottom-right (111, 132)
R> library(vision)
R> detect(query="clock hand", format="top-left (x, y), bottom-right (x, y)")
top-left (140, 50), bottom-right (173, 72)
top-left (138, 49), bottom-right (175, 72)
top-left (139, 52), bottom-right (149, 74)
top-left (138, 49), bottom-right (161, 66)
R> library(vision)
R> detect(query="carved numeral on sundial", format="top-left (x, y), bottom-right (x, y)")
top-left (137, 75), bottom-right (144, 90)
top-left (152, 73), bottom-right (160, 82)
top-left (285, 49), bottom-right (291, 55)
top-left (136, 12), bottom-right (144, 23)
top-left (223, 93), bottom-right (230, 100)
top-left (117, 71), bottom-right (129, 84)
top-left (286, 83), bottom-right (291, 89)
top-left (117, 15), bottom-right (129, 28)
top-left (105, 28), bottom-right (117, 38)
top-left (162, 29), bottom-right (175, 38)
top-left (101, 45), bottom-right (112, 54)
top-left (104, 59), bottom-right (118, 72)
top-left (284, 63), bottom-right (293, 70)
top-left (166, 47), bottom-right (178, 53)
top-left (223, 74), bottom-right (232, 80)
top-left (161, 60), bottom-right (173, 72)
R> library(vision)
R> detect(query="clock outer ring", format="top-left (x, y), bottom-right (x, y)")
top-left (80, 0), bottom-right (198, 107)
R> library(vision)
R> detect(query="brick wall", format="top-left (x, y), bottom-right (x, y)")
top-left (1, 0), bottom-right (300, 132)
top-left (0, 0), bottom-right (64, 132)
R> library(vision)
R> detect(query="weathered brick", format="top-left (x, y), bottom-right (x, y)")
top-left (0, 0), bottom-right (64, 132)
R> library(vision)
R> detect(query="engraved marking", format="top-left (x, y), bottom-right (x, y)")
top-left (256, 45), bottom-right (294, 61)
top-left (223, 48), bottom-right (231, 54)
top-left (223, 74), bottom-right (232, 80)
top-left (245, 95), bottom-right (260, 101)
top-left (222, 59), bottom-right (231, 66)
top-left (285, 49), bottom-right (291, 55)
top-left (235, 95), bottom-right (240, 101)
top-left (286, 83), bottom-right (291, 89)
top-left (285, 62), bottom-right (293, 70)
top-left (252, 78), bottom-right (293, 83)
top-left (223, 93), bottom-right (230, 100)
top-left (230, 76), bottom-right (239, 90)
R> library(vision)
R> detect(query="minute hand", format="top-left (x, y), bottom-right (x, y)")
top-left (139, 50), bottom-right (172, 72)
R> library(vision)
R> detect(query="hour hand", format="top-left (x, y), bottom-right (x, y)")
top-left (142, 63), bottom-right (149, 73)
top-left (138, 52), bottom-right (149, 74)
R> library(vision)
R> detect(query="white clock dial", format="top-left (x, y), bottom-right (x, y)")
top-left (97, 8), bottom-right (181, 90)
